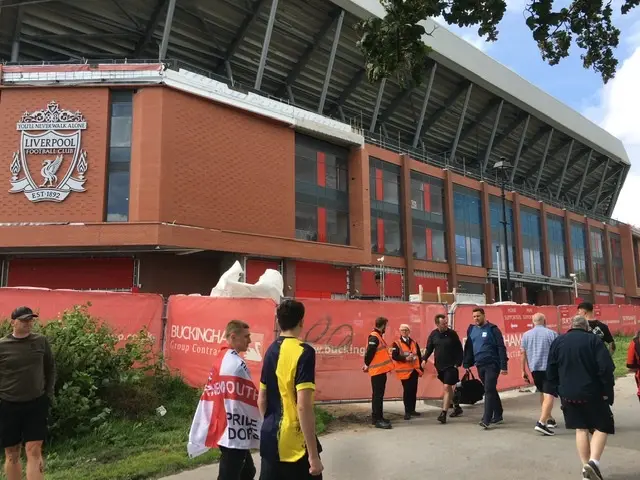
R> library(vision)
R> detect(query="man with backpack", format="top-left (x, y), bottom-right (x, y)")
top-left (463, 307), bottom-right (508, 429)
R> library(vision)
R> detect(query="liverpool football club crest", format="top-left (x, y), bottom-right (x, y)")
top-left (9, 100), bottom-right (88, 202)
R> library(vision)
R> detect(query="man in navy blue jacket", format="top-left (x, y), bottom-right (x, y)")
top-left (463, 307), bottom-right (508, 429)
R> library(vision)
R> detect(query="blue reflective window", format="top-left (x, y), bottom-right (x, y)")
top-left (453, 186), bottom-right (483, 266)
top-left (547, 216), bottom-right (567, 278)
top-left (105, 90), bottom-right (133, 222)
top-left (571, 222), bottom-right (589, 282)
top-left (489, 196), bottom-right (514, 271)
top-left (521, 207), bottom-right (543, 275)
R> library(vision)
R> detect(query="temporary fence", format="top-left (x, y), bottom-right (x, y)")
top-left (1, 287), bottom-right (638, 402)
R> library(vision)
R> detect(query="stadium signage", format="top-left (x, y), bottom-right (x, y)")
top-left (9, 100), bottom-right (88, 203)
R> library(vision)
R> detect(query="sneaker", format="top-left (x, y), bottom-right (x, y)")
top-left (479, 421), bottom-right (491, 430)
top-left (437, 411), bottom-right (447, 424)
top-left (374, 420), bottom-right (392, 430)
top-left (583, 461), bottom-right (603, 480)
top-left (403, 413), bottom-right (411, 420)
top-left (534, 421), bottom-right (555, 436)
top-left (491, 417), bottom-right (504, 425)
top-left (410, 411), bottom-right (421, 417)
top-left (546, 418), bottom-right (558, 429)
top-left (450, 406), bottom-right (464, 418)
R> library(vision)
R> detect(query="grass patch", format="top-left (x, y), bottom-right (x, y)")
top-left (3, 377), bottom-right (334, 480)
top-left (613, 335), bottom-right (633, 378)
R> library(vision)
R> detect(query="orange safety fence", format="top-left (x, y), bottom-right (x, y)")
top-left (0, 287), bottom-right (164, 348)
top-left (164, 296), bottom-right (277, 388)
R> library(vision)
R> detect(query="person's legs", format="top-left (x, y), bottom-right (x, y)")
top-left (240, 451), bottom-right (256, 480)
top-left (4, 446), bottom-right (22, 480)
top-left (23, 396), bottom-right (48, 480)
top-left (442, 384), bottom-right (453, 412)
top-left (539, 394), bottom-right (555, 424)
top-left (589, 431), bottom-right (608, 463)
top-left (401, 377), bottom-right (411, 417)
top-left (478, 366), bottom-right (499, 425)
top-left (219, 446), bottom-right (255, 480)
top-left (406, 370), bottom-right (418, 415)
top-left (279, 456), bottom-right (322, 480)
top-left (259, 457), bottom-right (278, 480)
top-left (1, 399), bottom-right (24, 480)
top-left (24, 442), bottom-right (44, 480)
top-left (575, 429), bottom-right (591, 464)
top-left (371, 374), bottom-right (387, 423)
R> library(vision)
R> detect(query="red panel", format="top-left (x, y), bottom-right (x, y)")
top-left (595, 292), bottom-right (610, 304)
top-left (376, 218), bottom-right (385, 254)
top-left (245, 258), bottom-right (280, 284)
top-left (360, 270), bottom-right (403, 298)
top-left (316, 151), bottom-right (326, 187)
top-left (375, 169), bottom-right (384, 201)
top-left (295, 262), bottom-right (347, 295)
top-left (296, 290), bottom-right (332, 299)
top-left (425, 228), bottom-right (433, 260)
top-left (414, 276), bottom-right (447, 295)
top-left (423, 183), bottom-right (431, 213)
top-left (317, 207), bottom-right (327, 243)
top-left (8, 258), bottom-right (133, 291)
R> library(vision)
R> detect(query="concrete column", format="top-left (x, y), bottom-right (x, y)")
top-left (400, 154), bottom-right (414, 299)
top-left (443, 170), bottom-right (457, 290)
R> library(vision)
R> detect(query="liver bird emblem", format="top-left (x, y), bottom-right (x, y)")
top-left (40, 155), bottom-right (63, 188)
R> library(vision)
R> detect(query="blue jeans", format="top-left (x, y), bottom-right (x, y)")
top-left (478, 364), bottom-right (503, 424)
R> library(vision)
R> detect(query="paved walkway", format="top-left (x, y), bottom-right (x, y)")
top-left (162, 375), bottom-right (639, 480)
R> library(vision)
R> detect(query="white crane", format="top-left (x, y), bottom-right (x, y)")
top-left (40, 155), bottom-right (63, 188)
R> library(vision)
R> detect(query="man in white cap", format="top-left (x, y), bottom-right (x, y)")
top-left (391, 324), bottom-right (424, 420)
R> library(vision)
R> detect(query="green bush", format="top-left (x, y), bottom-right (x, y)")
top-left (0, 304), bottom-right (160, 441)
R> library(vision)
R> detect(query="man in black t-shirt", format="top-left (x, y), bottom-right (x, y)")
top-left (577, 302), bottom-right (616, 354)
top-left (423, 314), bottom-right (464, 424)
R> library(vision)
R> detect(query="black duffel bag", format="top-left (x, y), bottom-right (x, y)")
top-left (453, 369), bottom-right (485, 405)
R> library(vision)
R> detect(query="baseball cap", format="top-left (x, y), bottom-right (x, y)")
top-left (11, 306), bottom-right (38, 321)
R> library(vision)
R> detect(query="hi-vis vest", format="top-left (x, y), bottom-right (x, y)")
top-left (393, 337), bottom-right (423, 381)
top-left (368, 330), bottom-right (394, 376)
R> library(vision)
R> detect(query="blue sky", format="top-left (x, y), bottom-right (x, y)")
top-left (436, 3), bottom-right (640, 227)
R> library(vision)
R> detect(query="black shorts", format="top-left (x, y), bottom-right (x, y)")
top-left (561, 398), bottom-right (615, 435)
top-left (437, 367), bottom-right (460, 386)
top-left (531, 371), bottom-right (557, 396)
top-left (0, 395), bottom-right (49, 449)
top-left (260, 454), bottom-right (322, 480)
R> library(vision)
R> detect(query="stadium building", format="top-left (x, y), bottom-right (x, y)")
top-left (0, 0), bottom-right (639, 305)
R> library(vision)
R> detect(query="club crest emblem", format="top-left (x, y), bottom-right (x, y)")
top-left (9, 100), bottom-right (88, 202)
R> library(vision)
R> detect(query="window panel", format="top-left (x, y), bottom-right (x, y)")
top-left (590, 228), bottom-right (607, 285)
top-left (454, 187), bottom-right (483, 266)
top-left (489, 197), bottom-right (514, 271)
top-left (571, 223), bottom-right (589, 282)
top-left (326, 209), bottom-right (349, 245)
top-left (105, 90), bottom-right (133, 222)
top-left (521, 207), bottom-right (543, 275)
top-left (610, 233), bottom-right (624, 287)
top-left (295, 203), bottom-right (318, 241)
top-left (105, 171), bottom-right (130, 222)
top-left (547, 215), bottom-right (567, 279)
top-left (109, 116), bottom-right (132, 147)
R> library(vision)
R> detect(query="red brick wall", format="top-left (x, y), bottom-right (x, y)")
top-left (0, 88), bottom-right (110, 223)
top-left (154, 87), bottom-right (296, 237)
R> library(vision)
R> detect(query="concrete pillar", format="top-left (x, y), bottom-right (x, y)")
top-left (400, 154), bottom-right (414, 299)
top-left (443, 170), bottom-right (457, 290)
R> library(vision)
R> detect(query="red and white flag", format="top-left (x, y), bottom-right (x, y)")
top-left (187, 347), bottom-right (262, 458)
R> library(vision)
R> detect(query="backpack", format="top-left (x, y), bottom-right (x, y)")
top-left (454, 369), bottom-right (485, 405)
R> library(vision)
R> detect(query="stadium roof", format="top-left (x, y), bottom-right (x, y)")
top-left (0, 0), bottom-right (630, 220)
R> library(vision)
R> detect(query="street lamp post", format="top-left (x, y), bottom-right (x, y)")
top-left (494, 158), bottom-right (512, 301)
top-left (570, 273), bottom-right (578, 301)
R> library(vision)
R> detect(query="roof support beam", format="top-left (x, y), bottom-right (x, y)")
top-left (509, 114), bottom-right (530, 183)
top-left (217, 0), bottom-right (268, 73)
top-left (369, 78), bottom-right (387, 133)
top-left (515, 126), bottom-right (551, 170)
top-left (591, 158), bottom-right (610, 212)
top-left (534, 128), bottom-right (554, 191)
top-left (449, 83), bottom-right (473, 162)
top-left (412, 63), bottom-right (437, 148)
top-left (278, 9), bottom-right (341, 98)
top-left (133, 0), bottom-right (167, 57)
top-left (327, 69), bottom-right (365, 117)
top-left (318, 9), bottom-right (344, 114)
top-left (10, 5), bottom-right (23, 62)
top-left (417, 81), bottom-right (469, 139)
top-left (286, 85), bottom-right (295, 103)
top-left (378, 87), bottom-right (414, 127)
top-left (608, 165), bottom-right (627, 217)
top-left (583, 165), bottom-right (620, 201)
top-left (575, 150), bottom-right (593, 205)
top-left (158, 0), bottom-right (176, 61)
top-left (481, 99), bottom-right (504, 173)
top-left (522, 138), bottom-right (572, 179)
top-left (456, 98), bottom-right (500, 146)
top-left (555, 140), bottom-right (574, 199)
top-left (254, 0), bottom-right (279, 90)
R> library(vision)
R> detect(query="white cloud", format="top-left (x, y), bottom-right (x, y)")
top-left (583, 27), bottom-right (640, 227)
top-left (433, 16), bottom-right (492, 52)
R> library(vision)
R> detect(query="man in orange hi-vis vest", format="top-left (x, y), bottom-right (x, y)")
top-left (392, 324), bottom-right (424, 420)
top-left (362, 317), bottom-right (394, 429)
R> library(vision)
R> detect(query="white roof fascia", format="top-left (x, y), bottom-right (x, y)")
top-left (330, 0), bottom-right (630, 166)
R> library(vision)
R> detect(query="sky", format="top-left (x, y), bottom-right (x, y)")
top-left (434, 2), bottom-right (640, 227)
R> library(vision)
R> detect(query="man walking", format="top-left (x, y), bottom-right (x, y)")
top-left (423, 314), bottom-right (464, 424)
top-left (463, 307), bottom-right (508, 429)
top-left (546, 315), bottom-right (615, 480)
top-left (577, 302), bottom-right (616, 354)
top-left (520, 312), bottom-right (558, 436)
top-left (363, 317), bottom-right (393, 429)
top-left (258, 300), bottom-right (323, 479)
top-left (391, 324), bottom-right (423, 420)
top-left (0, 306), bottom-right (56, 480)
top-left (188, 320), bottom-right (261, 480)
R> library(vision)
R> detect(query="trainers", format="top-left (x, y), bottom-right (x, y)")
top-left (450, 406), bottom-right (464, 418)
top-left (491, 417), bottom-right (504, 425)
top-left (479, 421), bottom-right (491, 430)
top-left (374, 420), bottom-right (392, 430)
top-left (583, 461), bottom-right (603, 480)
top-left (403, 413), bottom-right (411, 420)
top-left (546, 418), bottom-right (558, 429)
top-left (534, 421), bottom-right (555, 436)
top-left (410, 411), bottom-right (421, 417)
top-left (437, 411), bottom-right (447, 424)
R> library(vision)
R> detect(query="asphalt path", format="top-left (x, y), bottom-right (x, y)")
top-left (162, 374), bottom-right (639, 480)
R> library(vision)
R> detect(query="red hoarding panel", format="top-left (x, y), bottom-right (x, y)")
top-left (618, 306), bottom-right (639, 336)
top-left (414, 276), bottom-right (448, 295)
top-left (594, 304), bottom-right (622, 335)
top-left (361, 271), bottom-right (403, 298)
top-left (165, 296), bottom-right (277, 388)
top-left (0, 287), bottom-right (163, 348)
top-left (296, 262), bottom-right (347, 296)
top-left (245, 259), bottom-right (281, 284)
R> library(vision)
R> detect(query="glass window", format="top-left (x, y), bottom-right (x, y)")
top-left (571, 222), bottom-right (589, 282)
top-left (521, 207), bottom-right (543, 275)
top-left (453, 186), bottom-right (483, 267)
top-left (370, 158), bottom-right (403, 256)
top-left (610, 233), bottom-right (624, 287)
top-left (372, 217), bottom-right (402, 255)
top-left (590, 228), bottom-right (607, 285)
top-left (547, 215), bottom-right (567, 279)
top-left (294, 133), bottom-right (349, 246)
top-left (412, 224), bottom-right (446, 262)
top-left (489, 196), bottom-right (514, 272)
top-left (105, 90), bottom-right (133, 222)
top-left (411, 171), bottom-right (446, 262)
